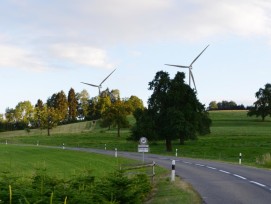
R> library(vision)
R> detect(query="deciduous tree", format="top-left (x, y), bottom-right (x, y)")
top-left (134, 71), bottom-right (211, 151)
top-left (248, 83), bottom-right (271, 121)
top-left (68, 88), bottom-right (78, 121)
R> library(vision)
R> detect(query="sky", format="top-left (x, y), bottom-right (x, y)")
top-left (1, 0), bottom-right (271, 114)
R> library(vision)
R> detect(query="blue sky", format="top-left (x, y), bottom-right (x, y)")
top-left (1, 0), bottom-right (271, 114)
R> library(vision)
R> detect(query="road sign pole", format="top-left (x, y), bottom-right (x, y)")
top-left (143, 151), bottom-right (145, 163)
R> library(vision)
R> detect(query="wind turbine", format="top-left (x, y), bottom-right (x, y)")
top-left (81, 68), bottom-right (116, 95)
top-left (165, 45), bottom-right (209, 92)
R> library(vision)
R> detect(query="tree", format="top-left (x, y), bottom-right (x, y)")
top-left (34, 99), bottom-right (44, 128)
top-left (208, 101), bottom-right (218, 110)
top-left (48, 91), bottom-right (68, 123)
top-left (248, 83), bottom-right (271, 121)
top-left (68, 88), bottom-right (78, 122)
top-left (14, 101), bottom-right (34, 127)
top-left (101, 99), bottom-right (130, 137)
top-left (125, 95), bottom-right (144, 114)
top-left (130, 108), bottom-right (157, 141)
top-left (136, 71), bottom-right (211, 151)
top-left (38, 105), bottom-right (60, 136)
top-left (77, 89), bottom-right (90, 120)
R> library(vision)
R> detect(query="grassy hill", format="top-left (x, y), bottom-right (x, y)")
top-left (1, 111), bottom-right (271, 166)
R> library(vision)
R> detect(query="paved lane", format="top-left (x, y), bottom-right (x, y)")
top-left (66, 147), bottom-right (271, 204)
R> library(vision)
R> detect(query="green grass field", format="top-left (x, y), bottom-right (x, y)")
top-left (3, 110), bottom-right (266, 203)
top-left (1, 110), bottom-right (271, 167)
top-left (0, 144), bottom-right (132, 178)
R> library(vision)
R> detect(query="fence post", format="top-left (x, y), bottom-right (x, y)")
top-left (171, 160), bottom-right (175, 182)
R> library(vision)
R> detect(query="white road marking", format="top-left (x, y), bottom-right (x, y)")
top-left (250, 181), bottom-right (266, 187)
top-left (206, 166), bottom-right (216, 170)
top-left (219, 170), bottom-right (230, 174)
top-left (233, 174), bottom-right (247, 180)
top-left (183, 161), bottom-right (192, 164)
top-left (195, 163), bottom-right (205, 167)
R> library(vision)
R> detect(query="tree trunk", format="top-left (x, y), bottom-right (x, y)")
top-left (117, 125), bottom-right (120, 137)
top-left (179, 137), bottom-right (185, 145)
top-left (47, 127), bottom-right (50, 136)
top-left (166, 138), bottom-right (172, 152)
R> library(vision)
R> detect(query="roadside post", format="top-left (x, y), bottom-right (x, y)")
top-left (5, 140), bottom-right (7, 145)
top-left (105, 144), bottom-right (107, 150)
top-left (176, 149), bottom-right (178, 157)
top-left (171, 160), bottom-right (175, 182)
top-left (115, 148), bottom-right (118, 158)
top-left (239, 153), bottom-right (242, 165)
top-left (138, 137), bottom-right (149, 163)
top-left (62, 143), bottom-right (65, 149)
top-left (37, 140), bottom-right (39, 146)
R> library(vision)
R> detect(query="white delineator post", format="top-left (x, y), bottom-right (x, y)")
top-left (105, 144), bottom-right (107, 150)
top-left (171, 160), bottom-right (175, 182)
top-left (239, 153), bottom-right (242, 165)
top-left (115, 148), bottom-right (118, 158)
top-left (175, 149), bottom-right (178, 157)
top-left (62, 143), bottom-right (65, 149)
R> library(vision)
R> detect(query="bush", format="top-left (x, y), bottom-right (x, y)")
top-left (0, 169), bottom-right (152, 204)
top-left (93, 171), bottom-right (152, 204)
top-left (256, 153), bottom-right (271, 168)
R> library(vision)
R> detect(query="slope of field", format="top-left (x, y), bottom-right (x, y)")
top-left (1, 111), bottom-right (271, 166)
top-left (179, 110), bottom-right (271, 165)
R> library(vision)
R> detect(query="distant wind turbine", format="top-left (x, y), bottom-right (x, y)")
top-left (165, 45), bottom-right (209, 92)
top-left (81, 68), bottom-right (116, 95)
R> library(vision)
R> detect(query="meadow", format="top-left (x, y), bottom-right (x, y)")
top-left (1, 110), bottom-right (271, 166)
top-left (0, 128), bottom-right (199, 203)
top-left (0, 110), bottom-right (269, 203)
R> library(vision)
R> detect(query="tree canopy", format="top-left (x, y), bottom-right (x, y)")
top-left (132, 71), bottom-right (211, 151)
top-left (248, 83), bottom-right (271, 121)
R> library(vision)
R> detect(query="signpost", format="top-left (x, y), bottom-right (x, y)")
top-left (138, 137), bottom-right (149, 163)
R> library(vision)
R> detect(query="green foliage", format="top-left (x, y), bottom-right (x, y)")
top-left (68, 88), bottom-right (78, 122)
top-left (136, 71), bottom-right (211, 151)
top-left (256, 153), bottom-right (271, 168)
top-left (248, 83), bottom-right (271, 121)
top-left (130, 108), bottom-right (157, 141)
top-left (0, 169), bottom-right (151, 204)
top-left (101, 99), bottom-right (130, 137)
top-left (93, 171), bottom-right (151, 204)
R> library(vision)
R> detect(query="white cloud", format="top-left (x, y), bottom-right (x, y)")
top-left (50, 43), bottom-right (114, 69)
top-left (3, 0), bottom-right (271, 44)
top-left (0, 44), bottom-right (47, 71)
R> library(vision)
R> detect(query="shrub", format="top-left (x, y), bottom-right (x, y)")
top-left (256, 153), bottom-right (271, 168)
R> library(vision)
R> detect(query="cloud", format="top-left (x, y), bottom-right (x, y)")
top-left (50, 43), bottom-right (114, 69)
top-left (3, 0), bottom-right (271, 44)
top-left (0, 44), bottom-right (47, 71)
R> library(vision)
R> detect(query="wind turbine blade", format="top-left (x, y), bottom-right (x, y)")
top-left (81, 82), bottom-right (99, 88)
top-left (165, 64), bottom-right (189, 68)
top-left (190, 70), bottom-right (197, 92)
top-left (190, 45), bottom-right (209, 66)
top-left (100, 68), bottom-right (116, 86)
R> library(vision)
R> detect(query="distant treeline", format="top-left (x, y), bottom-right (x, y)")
top-left (208, 100), bottom-right (251, 110)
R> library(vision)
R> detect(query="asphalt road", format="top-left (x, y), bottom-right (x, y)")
top-left (66, 147), bottom-right (271, 204)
